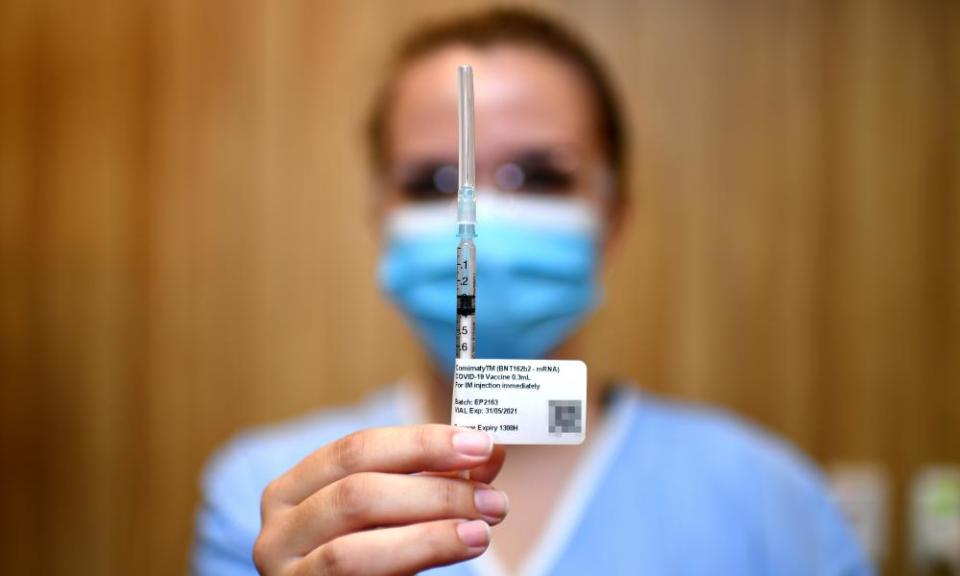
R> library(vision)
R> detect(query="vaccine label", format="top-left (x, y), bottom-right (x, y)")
top-left (451, 359), bottom-right (587, 445)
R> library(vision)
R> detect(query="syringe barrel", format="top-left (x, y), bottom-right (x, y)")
top-left (457, 315), bottom-right (475, 359)
top-left (456, 239), bottom-right (476, 297)
top-left (456, 239), bottom-right (476, 359)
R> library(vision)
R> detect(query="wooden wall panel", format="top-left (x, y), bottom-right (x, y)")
top-left (0, 1), bottom-right (956, 574)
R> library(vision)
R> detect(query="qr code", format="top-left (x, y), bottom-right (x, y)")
top-left (549, 400), bottom-right (582, 434)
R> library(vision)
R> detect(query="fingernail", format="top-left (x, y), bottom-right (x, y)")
top-left (456, 519), bottom-right (491, 550)
top-left (474, 489), bottom-right (509, 520)
top-left (452, 431), bottom-right (492, 457)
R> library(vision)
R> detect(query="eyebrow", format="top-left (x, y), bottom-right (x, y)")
top-left (510, 149), bottom-right (562, 168)
top-left (392, 147), bottom-right (575, 171)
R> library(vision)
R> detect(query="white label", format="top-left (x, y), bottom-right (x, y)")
top-left (451, 359), bottom-right (587, 445)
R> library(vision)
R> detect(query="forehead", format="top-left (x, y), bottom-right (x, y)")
top-left (386, 44), bottom-right (601, 165)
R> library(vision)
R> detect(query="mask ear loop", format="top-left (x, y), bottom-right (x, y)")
top-left (585, 166), bottom-right (617, 241)
top-left (367, 171), bottom-right (393, 241)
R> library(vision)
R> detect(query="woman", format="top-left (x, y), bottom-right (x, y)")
top-left (193, 8), bottom-right (871, 575)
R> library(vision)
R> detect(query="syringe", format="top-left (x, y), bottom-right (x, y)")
top-left (456, 65), bottom-right (476, 360)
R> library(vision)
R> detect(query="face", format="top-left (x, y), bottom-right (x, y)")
top-left (376, 44), bottom-right (614, 370)
top-left (376, 44), bottom-right (615, 224)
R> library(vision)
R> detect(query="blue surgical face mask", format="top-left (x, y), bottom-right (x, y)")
top-left (379, 192), bottom-right (602, 376)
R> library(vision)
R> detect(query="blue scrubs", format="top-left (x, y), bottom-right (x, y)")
top-left (192, 386), bottom-right (872, 575)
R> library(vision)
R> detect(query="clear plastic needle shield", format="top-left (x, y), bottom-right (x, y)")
top-left (449, 65), bottom-right (587, 445)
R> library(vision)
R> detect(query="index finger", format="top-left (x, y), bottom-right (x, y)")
top-left (269, 425), bottom-right (494, 506)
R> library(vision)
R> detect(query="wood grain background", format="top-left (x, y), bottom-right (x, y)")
top-left (1, 0), bottom-right (957, 574)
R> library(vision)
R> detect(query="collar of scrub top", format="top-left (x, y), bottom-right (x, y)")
top-left (392, 380), bottom-right (640, 576)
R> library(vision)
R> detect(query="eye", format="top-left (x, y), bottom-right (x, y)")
top-left (499, 151), bottom-right (576, 196)
top-left (518, 165), bottom-right (574, 194)
top-left (396, 163), bottom-right (458, 201)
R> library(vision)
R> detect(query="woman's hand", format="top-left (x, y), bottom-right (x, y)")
top-left (254, 424), bottom-right (508, 575)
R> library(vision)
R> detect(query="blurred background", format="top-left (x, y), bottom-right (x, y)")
top-left (1, 0), bottom-right (957, 574)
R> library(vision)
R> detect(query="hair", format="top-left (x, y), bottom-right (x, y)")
top-left (365, 7), bottom-right (629, 211)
